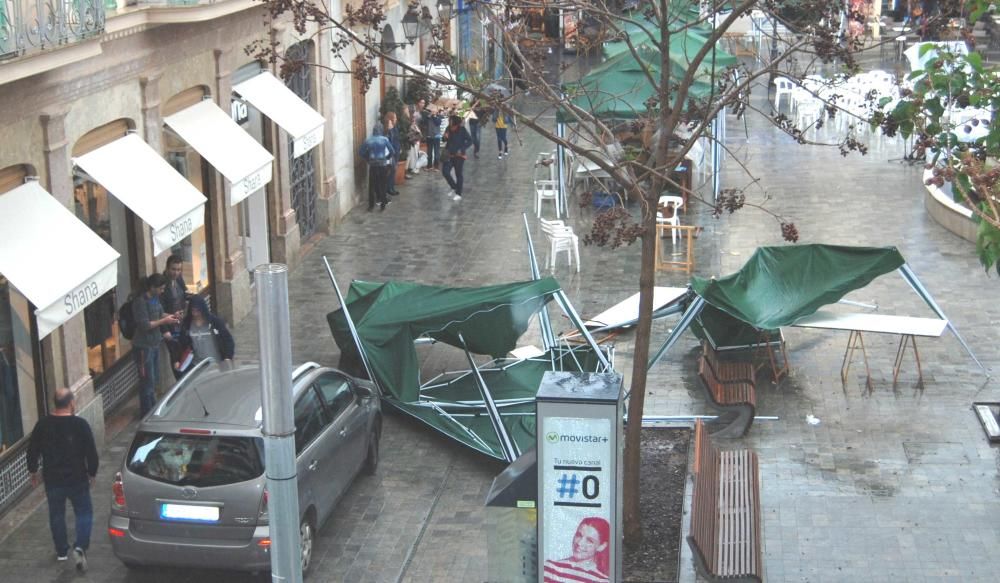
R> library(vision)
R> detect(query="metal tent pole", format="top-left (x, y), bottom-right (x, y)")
top-left (898, 265), bottom-right (989, 376)
top-left (648, 295), bottom-right (706, 371)
top-left (522, 213), bottom-right (556, 351)
top-left (458, 333), bottom-right (518, 462)
top-left (553, 290), bottom-right (611, 369)
top-left (255, 264), bottom-right (302, 583)
top-left (322, 256), bottom-right (381, 387)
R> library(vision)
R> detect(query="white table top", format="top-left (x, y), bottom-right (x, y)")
top-left (584, 286), bottom-right (688, 329)
top-left (793, 310), bottom-right (948, 337)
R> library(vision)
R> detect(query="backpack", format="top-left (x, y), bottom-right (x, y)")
top-left (118, 294), bottom-right (137, 340)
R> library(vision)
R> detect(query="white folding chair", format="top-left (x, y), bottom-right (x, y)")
top-left (773, 76), bottom-right (796, 110)
top-left (539, 218), bottom-right (580, 272)
top-left (534, 180), bottom-right (560, 218)
top-left (656, 195), bottom-right (685, 245)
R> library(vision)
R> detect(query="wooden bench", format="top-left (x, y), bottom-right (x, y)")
top-left (688, 419), bottom-right (763, 582)
top-left (702, 341), bottom-right (756, 386)
top-left (697, 355), bottom-right (756, 438)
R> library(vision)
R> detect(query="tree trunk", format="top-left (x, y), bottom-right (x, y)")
top-left (622, 200), bottom-right (660, 545)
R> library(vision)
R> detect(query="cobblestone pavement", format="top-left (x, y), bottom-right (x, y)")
top-left (3, 58), bottom-right (1000, 582)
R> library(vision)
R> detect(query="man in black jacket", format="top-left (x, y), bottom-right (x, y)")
top-left (442, 115), bottom-right (474, 201)
top-left (27, 388), bottom-right (99, 572)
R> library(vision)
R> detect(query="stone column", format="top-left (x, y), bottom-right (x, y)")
top-left (39, 108), bottom-right (99, 430)
top-left (212, 48), bottom-right (251, 324)
top-left (268, 23), bottom-right (302, 267)
top-left (136, 72), bottom-right (162, 278)
top-left (315, 23), bottom-right (339, 234)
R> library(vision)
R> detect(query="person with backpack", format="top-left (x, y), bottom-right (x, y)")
top-left (131, 273), bottom-right (179, 417)
top-left (172, 295), bottom-right (235, 374)
top-left (358, 122), bottom-right (397, 212)
top-left (441, 115), bottom-right (474, 201)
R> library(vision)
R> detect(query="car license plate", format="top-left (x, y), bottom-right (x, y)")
top-left (160, 503), bottom-right (220, 523)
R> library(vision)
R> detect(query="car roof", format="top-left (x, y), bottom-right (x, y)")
top-left (143, 361), bottom-right (320, 429)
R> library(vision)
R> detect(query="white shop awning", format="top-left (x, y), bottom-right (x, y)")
top-left (73, 134), bottom-right (207, 255)
top-left (0, 182), bottom-right (119, 339)
top-left (164, 100), bottom-right (273, 206)
top-left (232, 72), bottom-right (325, 158)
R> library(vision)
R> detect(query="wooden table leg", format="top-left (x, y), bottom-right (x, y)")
top-left (893, 334), bottom-right (923, 388)
top-left (842, 330), bottom-right (873, 388)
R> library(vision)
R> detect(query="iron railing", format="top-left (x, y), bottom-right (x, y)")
top-left (0, 0), bottom-right (106, 60)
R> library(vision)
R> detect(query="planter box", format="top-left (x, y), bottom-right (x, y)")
top-left (396, 161), bottom-right (407, 183)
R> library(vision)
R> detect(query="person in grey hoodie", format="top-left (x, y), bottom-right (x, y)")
top-left (131, 273), bottom-right (179, 417)
top-left (358, 122), bottom-right (397, 211)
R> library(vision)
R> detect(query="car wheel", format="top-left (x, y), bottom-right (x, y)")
top-left (363, 426), bottom-right (380, 476)
top-left (300, 516), bottom-right (315, 575)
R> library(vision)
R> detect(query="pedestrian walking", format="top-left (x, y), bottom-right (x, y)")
top-left (442, 115), bottom-right (474, 201)
top-left (133, 273), bottom-right (180, 418)
top-left (493, 109), bottom-right (514, 159)
top-left (421, 105), bottom-right (444, 171)
top-left (469, 100), bottom-right (490, 159)
top-left (172, 295), bottom-right (235, 374)
top-left (358, 122), bottom-right (397, 211)
top-left (26, 387), bottom-right (99, 572)
top-left (385, 112), bottom-right (402, 196)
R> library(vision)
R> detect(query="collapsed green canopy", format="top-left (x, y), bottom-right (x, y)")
top-left (328, 278), bottom-right (561, 403)
top-left (603, 19), bottom-right (737, 71)
top-left (690, 244), bottom-right (906, 331)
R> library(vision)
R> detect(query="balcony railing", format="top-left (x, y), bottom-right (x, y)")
top-left (1, 0), bottom-right (106, 61)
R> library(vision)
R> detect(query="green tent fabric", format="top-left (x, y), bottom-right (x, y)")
top-left (689, 303), bottom-right (781, 349)
top-left (603, 21), bottom-right (737, 71)
top-left (559, 47), bottom-right (714, 122)
top-left (328, 278), bottom-right (561, 403)
top-left (690, 244), bottom-right (906, 330)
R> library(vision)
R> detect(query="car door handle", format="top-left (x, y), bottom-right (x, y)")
top-left (308, 460), bottom-right (319, 471)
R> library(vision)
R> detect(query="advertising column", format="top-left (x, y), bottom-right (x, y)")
top-left (537, 371), bottom-right (623, 583)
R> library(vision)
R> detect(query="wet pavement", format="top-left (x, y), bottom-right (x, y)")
top-left (2, 55), bottom-right (1000, 582)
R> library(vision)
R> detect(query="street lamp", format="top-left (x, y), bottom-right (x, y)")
top-left (398, 8), bottom-right (421, 46)
top-left (436, 0), bottom-right (453, 21)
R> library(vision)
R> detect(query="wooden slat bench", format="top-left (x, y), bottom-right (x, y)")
top-left (697, 355), bottom-right (756, 437)
top-left (702, 341), bottom-right (756, 386)
top-left (688, 419), bottom-right (763, 582)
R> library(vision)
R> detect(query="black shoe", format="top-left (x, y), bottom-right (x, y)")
top-left (380, 201), bottom-right (389, 211)
top-left (389, 190), bottom-right (400, 196)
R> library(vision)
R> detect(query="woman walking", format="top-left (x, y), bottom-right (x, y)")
top-left (493, 109), bottom-right (514, 159)
top-left (172, 296), bottom-right (235, 374)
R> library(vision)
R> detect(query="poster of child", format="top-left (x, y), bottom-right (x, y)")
top-left (542, 516), bottom-right (611, 583)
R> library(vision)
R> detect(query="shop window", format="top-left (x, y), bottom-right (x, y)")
top-left (0, 276), bottom-right (25, 451)
top-left (73, 179), bottom-right (127, 377)
top-left (163, 145), bottom-right (212, 297)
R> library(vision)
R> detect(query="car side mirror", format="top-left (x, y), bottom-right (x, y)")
top-left (353, 384), bottom-right (375, 398)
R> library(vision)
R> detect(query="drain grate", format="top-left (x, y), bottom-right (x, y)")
top-left (973, 402), bottom-right (1000, 443)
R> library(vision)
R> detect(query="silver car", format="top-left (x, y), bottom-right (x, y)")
top-left (108, 360), bottom-right (381, 576)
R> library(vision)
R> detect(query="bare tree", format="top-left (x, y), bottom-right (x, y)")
top-left (251, 0), bottom-right (874, 543)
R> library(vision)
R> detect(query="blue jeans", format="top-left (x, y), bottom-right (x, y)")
top-left (469, 120), bottom-right (481, 154)
top-left (496, 128), bottom-right (508, 153)
top-left (46, 481), bottom-right (93, 555)
top-left (386, 155), bottom-right (398, 193)
top-left (135, 346), bottom-right (159, 417)
top-left (442, 156), bottom-right (466, 196)
top-left (425, 138), bottom-right (441, 168)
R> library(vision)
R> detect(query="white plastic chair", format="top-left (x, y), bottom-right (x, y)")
top-left (534, 180), bottom-right (560, 218)
top-left (773, 77), bottom-right (795, 110)
top-left (539, 218), bottom-right (580, 272)
top-left (656, 195), bottom-right (684, 244)
top-left (795, 97), bottom-right (824, 132)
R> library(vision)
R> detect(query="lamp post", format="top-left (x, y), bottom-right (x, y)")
top-left (436, 0), bottom-right (453, 21)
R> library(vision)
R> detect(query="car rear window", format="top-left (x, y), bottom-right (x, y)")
top-left (127, 431), bottom-right (264, 487)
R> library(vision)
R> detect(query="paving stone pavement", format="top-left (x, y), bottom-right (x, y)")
top-left (2, 63), bottom-right (1000, 582)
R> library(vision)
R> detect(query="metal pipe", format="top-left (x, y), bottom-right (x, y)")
top-left (255, 264), bottom-right (302, 583)
top-left (648, 296), bottom-right (705, 371)
top-left (522, 213), bottom-right (556, 350)
top-left (322, 256), bottom-right (380, 387)
top-left (641, 415), bottom-right (780, 422)
top-left (458, 333), bottom-right (518, 462)
top-left (553, 290), bottom-right (611, 369)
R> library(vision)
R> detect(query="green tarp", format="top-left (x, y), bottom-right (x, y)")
top-left (559, 47), bottom-right (715, 122)
top-left (328, 278), bottom-right (561, 403)
top-left (690, 244), bottom-right (906, 331)
top-left (602, 18), bottom-right (737, 70)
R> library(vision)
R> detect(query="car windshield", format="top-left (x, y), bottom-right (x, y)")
top-left (127, 431), bottom-right (264, 487)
